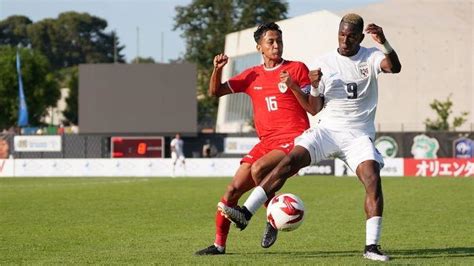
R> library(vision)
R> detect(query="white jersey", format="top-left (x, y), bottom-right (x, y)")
top-left (170, 138), bottom-right (184, 156)
top-left (311, 47), bottom-right (385, 135)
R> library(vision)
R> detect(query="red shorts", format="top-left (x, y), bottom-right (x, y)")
top-left (241, 138), bottom-right (295, 165)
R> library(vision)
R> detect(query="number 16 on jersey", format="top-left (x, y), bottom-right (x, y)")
top-left (265, 96), bottom-right (278, 111)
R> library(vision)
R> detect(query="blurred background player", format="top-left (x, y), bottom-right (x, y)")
top-left (218, 13), bottom-right (401, 262)
top-left (195, 22), bottom-right (317, 255)
top-left (170, 133), bottom-right (185, 176)
top-left (202, 139), bottom-right (212, 158)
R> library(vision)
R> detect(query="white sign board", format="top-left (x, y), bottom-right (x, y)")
top-left (14, 136), bottom-right (62, 152)
top-left (224, 137), bottom-right (259, 154)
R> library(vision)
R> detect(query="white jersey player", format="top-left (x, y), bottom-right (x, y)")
top-left (170, 133), bottom-right (185, 176)
top-left (315, 46), bottom-right (384, 137)
top-left (217, 13), bottom-right (402, 262)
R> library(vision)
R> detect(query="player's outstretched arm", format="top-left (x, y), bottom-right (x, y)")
top-left (365, 23), bottom-right (401, 73)
top-left (209, 53), bottom-right (233, 97)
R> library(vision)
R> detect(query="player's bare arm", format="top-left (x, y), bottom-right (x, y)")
top-left (308, 68), bottom-right (324, 114)
top-left (209, 53), bottom-right (233, 97)
top-left (365, 23), bottom-right (401, 73)
top-left (282, 71), bottom-right (318, 115)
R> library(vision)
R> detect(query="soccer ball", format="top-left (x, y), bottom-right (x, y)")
top-left (266, 193), bottom-right (305, 231)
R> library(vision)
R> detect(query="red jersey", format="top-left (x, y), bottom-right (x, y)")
top-left (227, 60), bottom-right (311, 141)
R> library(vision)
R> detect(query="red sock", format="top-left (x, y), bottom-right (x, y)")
top-left (215, 197), bottom-right (236, 247)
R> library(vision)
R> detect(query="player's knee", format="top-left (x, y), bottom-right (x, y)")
top-left (361, 171), bottom-right (381, 191)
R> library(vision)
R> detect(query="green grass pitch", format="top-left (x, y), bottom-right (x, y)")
top-left (1, 176), bottom-right (473, 264)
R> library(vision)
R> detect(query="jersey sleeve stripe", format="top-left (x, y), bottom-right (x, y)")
top-left (226, 81), bottom-right (236, 93)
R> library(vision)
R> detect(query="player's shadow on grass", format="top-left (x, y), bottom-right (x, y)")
top-left (256, 247), bottom-right (474, 260)
top-left (259, 250), bottom-right (361, 258)
top-left (390, 247), bottom-right (474, 259)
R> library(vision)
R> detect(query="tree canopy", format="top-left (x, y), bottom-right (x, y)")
top-left (0, 15), bottom-right (32, 47)
top-left (174, 0), bottom-right (288, 126)
top-left (28, 12), bottom-right (125, 69)
top-left (0, 12), bottom-right (125, 70)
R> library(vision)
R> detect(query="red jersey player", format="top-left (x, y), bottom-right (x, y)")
top-left (195, 22), bottom-right (318, 255)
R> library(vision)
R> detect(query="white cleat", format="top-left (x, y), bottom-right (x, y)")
top-left (363, 244), bottom-right (390, 261)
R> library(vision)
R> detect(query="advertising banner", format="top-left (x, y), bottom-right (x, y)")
top-left (404, 158), bottom-right (474, 177)
top-left (334, 158), bottom-right (404, 177)
top-left (298, 160), bottom-right (334, 176)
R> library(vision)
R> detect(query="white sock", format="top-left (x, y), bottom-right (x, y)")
top-left (366, 216), bottom-right (382, 245)
top-left (213, 243), bottom-right (225, 251)
top-left (243, 186), bottom-right (268, 215)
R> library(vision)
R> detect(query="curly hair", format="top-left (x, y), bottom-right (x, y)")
top-left (340, 13), bottom-right (364, 33)
top-left (253, 22), bottom-right (282, 43)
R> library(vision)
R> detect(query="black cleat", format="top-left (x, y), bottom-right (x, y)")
top-left (195, 245), bottom-right (225, 256)
top-left (261, 222), bottom-right (278, 248)
top-left (217, 202), bottom-right (249, 230)
top-left (363, 244), bottom-right (390, 261)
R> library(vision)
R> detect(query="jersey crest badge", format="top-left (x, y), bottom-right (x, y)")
top-left (278, 82), bottom-right (288, 93)
top-left (358, 62), bottom-right (369, 78)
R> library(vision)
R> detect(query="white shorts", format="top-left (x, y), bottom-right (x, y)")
top-left (171, 152), bottom-right (185, 163)
top-left (295, 126), bottom-right (384, 173)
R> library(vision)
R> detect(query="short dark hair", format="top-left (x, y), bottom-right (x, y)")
top-left (253, 22), bottom-right (282, 43)
top-left (340, 13), bottom-right (364, 33)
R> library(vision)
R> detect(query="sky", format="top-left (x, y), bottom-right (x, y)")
top-left (0, 0), bottom-right (381, 63)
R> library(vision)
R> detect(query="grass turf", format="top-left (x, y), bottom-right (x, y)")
top-left (1, 176), bottom-right (473, 264)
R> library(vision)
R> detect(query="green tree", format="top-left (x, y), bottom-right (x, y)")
top-left (0, 46), bottom-right (60, 129)
top-left (27, 12), bottom-right (125, 70)
top-left (63, 67), bottom-right (78, 125)
top-left (174, 0), bottom-right (288, 126)
top-left (234, 0), bottom-right (288, 30)
top-left (424, 94), bottom-right (469, 131)
top-left (0, 15), bottom-right (32, 47)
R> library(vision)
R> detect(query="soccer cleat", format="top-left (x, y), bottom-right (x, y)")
top-left (217, 202), bottom-right (249, 230)
top-left (261, 222), bottom-right (278, 248)
top-left (363, 244), bottom-right (390, 261)
top-left (194, 245), bottom-right (225, 255)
